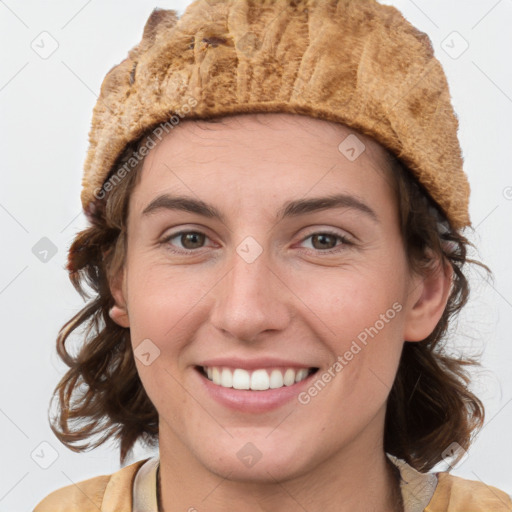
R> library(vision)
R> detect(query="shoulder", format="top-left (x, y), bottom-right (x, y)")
top-left (33, 459), bottom-right (148, 512)
top-left (426, 472), bottom-right (512, 511)
top-left (32, 473), bottom-right (111, 512)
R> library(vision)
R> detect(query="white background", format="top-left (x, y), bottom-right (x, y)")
top-left (0, 1), bottom-right (511, 510)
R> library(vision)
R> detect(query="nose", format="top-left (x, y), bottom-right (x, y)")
top-left (209, 244), bottom-right (292, 343)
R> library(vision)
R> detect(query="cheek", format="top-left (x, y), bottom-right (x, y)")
top-left (289, 264), bottom-right (407, 398)
top-left (124, 262), bottom-right (220, 408)
top-left (125, 260), bottom-right (214, 343)
top-left (290, 260), bottom-right (406, 339)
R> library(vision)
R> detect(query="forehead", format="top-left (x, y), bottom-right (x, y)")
top-left (131, 113), bottom-right (397, 217)
top-left (145, 112), bottom-right (391, 164)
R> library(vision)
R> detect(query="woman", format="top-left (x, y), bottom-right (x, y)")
top-left (34, 0), bottom-right (512, 510)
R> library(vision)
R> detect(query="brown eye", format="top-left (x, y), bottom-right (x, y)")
top-left (299, 231), bottom-right (352, 253)
top-left (162, 231), bottom-right (209, 253)
top-left (311, 233), bottom-right (338, 250)
top-left (179, 232), bottom-right (206, 249)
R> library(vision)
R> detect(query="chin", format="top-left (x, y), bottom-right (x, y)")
top-left (203, 454), bottom-right (310, 484)
top-left (191, 433), bottom-right (318, 484)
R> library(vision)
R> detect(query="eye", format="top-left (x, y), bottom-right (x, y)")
top-left (299, 231), bottom-right (352, 252)
top-left (161, 231), bottom-right (210, 253)
top-left (160, 229), bottom-right (353, 255)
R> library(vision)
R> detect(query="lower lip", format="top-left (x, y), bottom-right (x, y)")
top-left (195, 367), bottom-right (318, 413)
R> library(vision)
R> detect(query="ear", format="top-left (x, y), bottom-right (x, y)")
top-left (403, 257), bottom-right (453, 342)
top-left (108, 267), bottom-right (130, 328)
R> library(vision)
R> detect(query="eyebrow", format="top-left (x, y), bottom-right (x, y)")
top-left (141, 193), bottom-right (379, 223)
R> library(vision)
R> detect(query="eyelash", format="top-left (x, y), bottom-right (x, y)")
top-left (160, 230), bottom-right (353, 255)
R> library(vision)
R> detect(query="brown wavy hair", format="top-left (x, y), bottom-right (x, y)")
top-left (49, 117), bottom-right (486, 471)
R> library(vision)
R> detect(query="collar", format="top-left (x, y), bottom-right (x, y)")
top-left (132, 453), bottom-right (438, 512)
top-left (387, 454), bottom-right (438, 511)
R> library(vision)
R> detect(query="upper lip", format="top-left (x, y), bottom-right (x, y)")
top-left (197, 357), bottom-right (318, 371)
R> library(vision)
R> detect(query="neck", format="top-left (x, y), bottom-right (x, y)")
top-left (157, 414), bottom-right (403, 512)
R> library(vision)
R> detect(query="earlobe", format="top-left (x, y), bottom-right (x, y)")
top-left (403, 258), bottom-right (453, 342)
top-left (108, 268), bottom-right (130, 328)
top-left (109, 304), bottom-right (130, 328)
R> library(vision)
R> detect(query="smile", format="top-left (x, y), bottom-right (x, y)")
top-left (198, 366), bottom-right (318, 391)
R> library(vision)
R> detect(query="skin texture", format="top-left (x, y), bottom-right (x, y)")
top-left (109, 113), bottom-right (452, 511)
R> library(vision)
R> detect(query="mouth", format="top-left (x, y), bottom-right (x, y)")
top-left (195, 365), bottom-right (319, 391)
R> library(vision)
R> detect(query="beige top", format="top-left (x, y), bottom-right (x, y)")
top-left (34, 454), bottom-right (512, 511)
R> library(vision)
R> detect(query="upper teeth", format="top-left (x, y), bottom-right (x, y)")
top-left (204, 366), bottom-right (311, 391)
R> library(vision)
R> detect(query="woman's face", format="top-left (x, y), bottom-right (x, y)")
top-left (110, 113), bottom-right (445, 481)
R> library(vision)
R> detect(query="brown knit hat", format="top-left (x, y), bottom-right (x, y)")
top-left (82, 0), bottom-right (470, 229)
